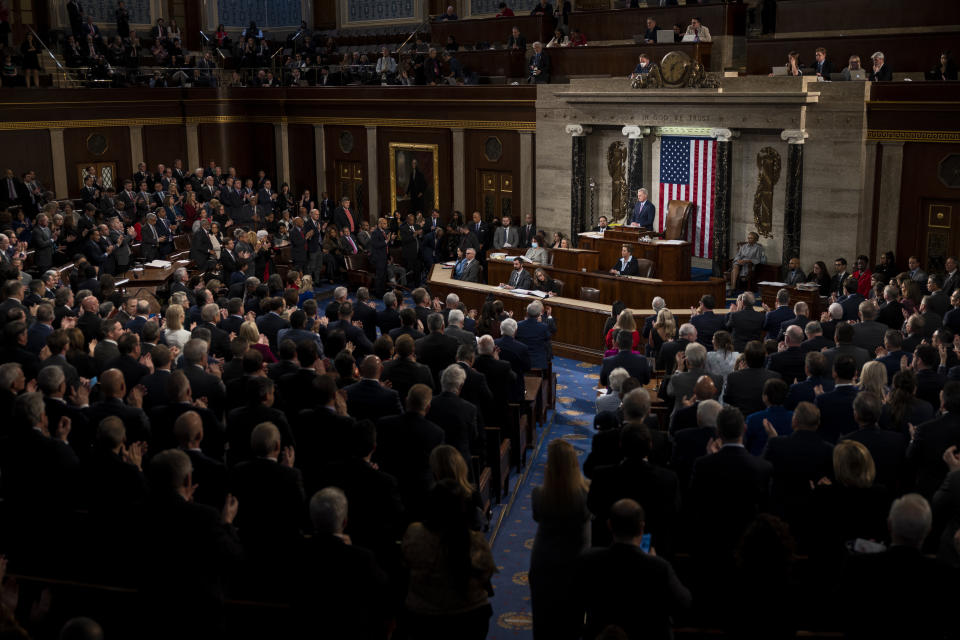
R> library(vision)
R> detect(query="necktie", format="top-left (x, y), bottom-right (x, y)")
top-left (345, 208), bottom-right (354, 232)
top-left (695, 29), bottom-right (700, 42)
top-left (8, 179), bottom-right (15, 199)
top-left (511, 270), bottom-right (518, 286)
top-left (346, 236), bottom-right (357, 254)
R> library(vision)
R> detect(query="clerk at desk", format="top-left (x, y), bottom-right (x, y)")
top-left (609, 244), bottom-right (640, 276)
top-left (630, 187), bottom-right (656, 228)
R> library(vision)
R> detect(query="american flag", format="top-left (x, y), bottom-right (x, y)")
top-left (658, 136), bottom-right (717, 258)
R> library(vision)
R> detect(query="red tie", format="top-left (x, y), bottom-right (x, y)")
top-left (345, 208), bottom-right (354, 232)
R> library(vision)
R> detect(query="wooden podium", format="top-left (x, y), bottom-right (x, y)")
top-left (549, 247), bottom-right (600, 272)
top-left (578, 228), bottom-right (692, 281)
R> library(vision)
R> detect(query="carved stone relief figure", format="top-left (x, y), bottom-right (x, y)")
top-left (607, 141), bottom-right (628, 224)
top-left (753, 146), bottom-right (781, 238)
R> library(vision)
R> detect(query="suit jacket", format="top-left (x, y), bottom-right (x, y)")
top-left (345, 379), bottom-right (404, 424)
top-left (612, 256), bottom-right (640, 276)
top-left (852, 320), bottom-right (888, 352)
top-left (763, 429), bottom-right (834, 536)
top-left (426, 391), bottom-right (477, 463)
top-left (444, 325), bottom-right (476, 349)
top-left (493, 225), bottom-right (519, 249)
top-left (182, 365), bottom-right (227, 419)
top-left (375, 412), bottom-right (445, 518)
top-left (189, 229), bottom-right (214, 267)
top-left (666, 368), bottom-right (723, 412)
top-left (822, 343), bottom-right (871, 377)
top-left (226, 403), bottom-right (294, 467)
top-left (519, 223), bottom-right (537, 248)
top-left (765, 346), bottom-right (806, 384)
top-left (776, 314), bottom-right (808, 342)
top-left (784, 375), bottom-right (835, 410)
top-left (877, 299), bottom-right (905, 329)
top-left (630, 200), bottom-right (656, 227)
top-left (376, 308), bottom-right (401, 336)
top-left (84, 398), bottom-right (151, 444)
top-left (516, 317), bottom-right (553, 369)
top-left (868, 64), bottom-right (893, 82)
top-left (474, 352), bottom-right (519, 412)
top-left (691, 311), bottom-right (726, 350)
top-left (801, 335), bottom-right (835, 354)
top-left (30, 225), bottom-right (55, 270)
top-left (256, 312), bottom-right (291, 353)
top-left (762, 305), bottom-right (794, 337)
top-left (458, 258), bottom-right (482, 283)
top-left (93, 340), bottom-right (120, 374)
top-left (843, 425), bottom-right (907, 491)
top-left (138, 369), bottom-right (172, 410)
top-left (381, 358), bottom-right (435, 404)
top-left (505, 267), bottom-right (534, 290)
top-left (670, 425), bottom-right (717, 489)
top-left (727, 309), bottom-right (766, 352)
top-left (105, 354), bottom-right (150, 391)
top-left (908, 412), bottom-right (960, 498)
top-left (496, 334), bottom-right (531, 379)
top-left (415, 332), bottom-right (460, 387)
top-left (838, 293), bottom-right (865, 321)
top-left (230, 458), bottom-right (305, 552)
top-left (574, 542), bottom-right (690, 640)
top-left (815, 384), bottom-right (859, 443)
top-left (691, 445), bottom-right (773, 552)
top-left (353, 301), bottom-right (379, 344)
top-left (587, 458), bottom-right (680, 552)
top-left (722, 367), bottom-right (782, 417)
top-left (25, 322), bottom-right (53, 355)
top-left (333, 206), bottom-right (357, 234)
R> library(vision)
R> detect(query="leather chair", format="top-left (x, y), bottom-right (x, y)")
top-left (664, 200), bottom-right (693, 241)
top-left (580, 286), bottom-right (600, 302)
top-left (552, 278), bottom-right (564, 296)
top-left (636, 258), bottom-right (654, 278)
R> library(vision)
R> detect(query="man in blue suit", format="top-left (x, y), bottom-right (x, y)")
top-left (496, 317), bottom-right (531, 379)
top-left (815, 354), bottom-right (860, 443)
top-left (762, 289), bottom-right (794, 339)
top-left (630, 188), bottom-right (656, 228)
top-left (690, 295), bottom-right (726, 350)
top-left (516, 300), bottom-right (555, 369)
top-left (837, 278), bottom-right (865, 322)
top-left (600, 330), bottom-right (652, 387)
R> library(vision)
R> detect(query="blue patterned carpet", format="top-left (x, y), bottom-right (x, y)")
top-left (486, 356), bottom-right (599, 639)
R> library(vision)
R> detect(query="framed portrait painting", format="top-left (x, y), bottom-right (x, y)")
top-left (389, 143), bottom-right (439, 216)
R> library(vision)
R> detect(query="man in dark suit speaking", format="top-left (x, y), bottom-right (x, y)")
top-left (630, 188), bottom-right (656, 228)
top-left (609, 244), bottom-right (640, 276)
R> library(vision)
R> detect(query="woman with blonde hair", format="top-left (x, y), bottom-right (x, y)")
top-left (529, 439), bottom-right (590, 640)
top-left (604, 308), bottom-right (639, 352)
top-left (430, 445), bottom-right (485, 531)
top-left (651, 308), bottom-right (677, 368)
top-left (163, 304), bottom-right (191, 349)
top-left (810, 439), bottom-right (890, 568)
top-left (859, 361), bottom-right (887, 398)
top-left (239, 319), bottom-right (277, 362)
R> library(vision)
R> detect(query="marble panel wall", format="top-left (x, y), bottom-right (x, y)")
top-left (471, 0), bottom-right (538, 14)
top-left (84, 0), bottom-right (150, 24)
top-left (219, 0), bottom-right (302, 27)
top-left (346, 0), bottom-right (416, 22)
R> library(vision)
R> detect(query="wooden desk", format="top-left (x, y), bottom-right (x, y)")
top-left (578, 231), bottom-right (691, 282)
top-left (430, 14), bottom-right (554, 48)
top-left (429, 264), bottom-right (716, 363)
top-left (486, 258), bottom-right (724, 310)
top-left (487, 246), bottom-right (600, 272)
top-left (119, 261), bottom-right (183, 294)
top-left (758, 283), bottom-right (823, 320)
top-left (568, 3), bottom-right (745, 41)
top-left (774, 0), bottom-right (953, 35)
top-left (456, 42), bottom-right (709, 79)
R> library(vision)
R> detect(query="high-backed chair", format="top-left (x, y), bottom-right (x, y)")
top-left (664, 200), bottom-right (693, 241)
top-left (580, 286), bottom-right (600, 302)
top-left (636, 258), bottom-right (655, 278)
top-left (552, 278), bottom-right (564, 296)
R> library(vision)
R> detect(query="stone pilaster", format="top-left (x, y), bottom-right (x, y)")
top-left (566, 124), bottom-right (590, 246)
top-left (519, 130), bottom-right (533, 222)
top-left (129, 125), bottom-right (144, 175)
top-left (710, 128), bottom-right (737, 276)
top-left (781, 129), bottom-right (808, 267)
top-left (314, 124), bottom-right (327, 197)
top-left (452, 127), bottom-right (466, 215)
top-left (274, 120), bottom-right (290, 188)
top-left (365, 125), bottom-right (378, 222)
top-left (185, 123), bottom-right (200, 173)
top-left (49, 128), bottom-right (68, 199)
top-left (621, 126), bottom-right (650, 217)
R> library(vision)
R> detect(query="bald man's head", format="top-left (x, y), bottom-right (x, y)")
top-left (100, 368), bottom-right (125, 398)
top-left (173, 410), bottom-right (203, 448)
top-left (358, 355), bottom-right (382, 380)
top-left (693, 375), bottom-right (717, 401)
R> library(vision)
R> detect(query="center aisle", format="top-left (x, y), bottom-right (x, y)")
top-left (487, 356), bottom-right (600, 640)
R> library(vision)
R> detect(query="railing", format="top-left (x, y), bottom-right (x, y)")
top-left (28, 25), bottom-right (83, 87)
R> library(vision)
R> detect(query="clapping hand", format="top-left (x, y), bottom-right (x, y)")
top-left (943, 445), bottom-right (960, 473)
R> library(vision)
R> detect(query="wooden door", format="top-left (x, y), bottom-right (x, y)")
top-left (921, 199), bottom-right (960, 273)
top-left (477, 170), bottom-right (514, 223)
top-left (77, 162), bottom-right (118, 191)
top-left (166, 0), bottom-right (202, 50)
top-left (335, 160), bottom-right (364, 219)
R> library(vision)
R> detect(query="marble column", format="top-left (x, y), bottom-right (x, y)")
top-left (452, 127), bottom-right (466, 215)
top-left (185, 123), bottom-right (200, 173)
top-left (566, 124), bottom-right (590, 246)
top-left (314, 124), bottom-right (327, 197)
top-left (780, 129), bottom-right (808, 265)
top-left (129, 125), bottom-right (144, 173)
top-left (49, 128), bottom-right (68, 200)
top-left (621, 126), bottom-right (650, 216)
top-left (710, 128), bottom-right (737, 276)
top-left (365, 126), bottom-right (379, 222)
top-left (519, 130), bottom-right (533, 221)
top-left (274, 121), bottom-right (291, 188)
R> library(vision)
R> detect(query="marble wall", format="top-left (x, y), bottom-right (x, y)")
top-left (84, 0), bottom-right (151, 25)
top-left (471, 0), bottom-right (539, 15)
top-left (345, 0), bottom-right (416, 22)
top-left (219, 0), bottom-right (303, 27)
top-left (534, 77), bottom-right (873, 274)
